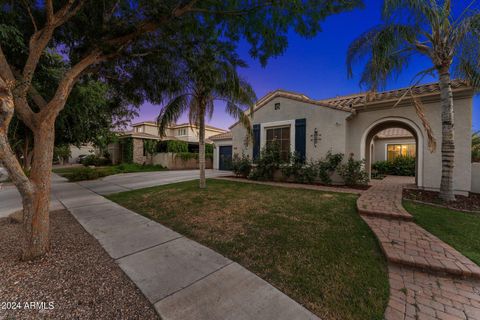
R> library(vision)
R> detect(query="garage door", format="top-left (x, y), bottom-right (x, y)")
top-left (219, 146), bottom-right (233, 171)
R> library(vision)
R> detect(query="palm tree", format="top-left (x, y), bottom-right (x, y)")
top-left (473, 131), bottom-right (480, 162)
top-left (157, 39), bottom-right (256, 188)
top-left (347, 0), bottom-right (480, 201)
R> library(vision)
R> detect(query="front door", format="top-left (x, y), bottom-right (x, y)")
top-left (219, 146), bottom-right (233, 170)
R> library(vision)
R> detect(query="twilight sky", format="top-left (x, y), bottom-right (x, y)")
top-left (133, 0), bottom-right (480, 132)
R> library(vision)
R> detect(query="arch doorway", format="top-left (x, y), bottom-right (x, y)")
top-left (360, 117), bottom-right (424, 187)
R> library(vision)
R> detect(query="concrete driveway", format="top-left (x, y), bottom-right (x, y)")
top-left (0, 170), bottom-right (231, 218)
top-left (77, 169), bottom-right (232, 195)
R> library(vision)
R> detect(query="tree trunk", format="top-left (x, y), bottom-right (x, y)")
top-left (21, 121), bottom-right (55, 260)
top-left (438, 69), bottom-right (456, 202)
top-left (199, 105), bottom-right (206, 189)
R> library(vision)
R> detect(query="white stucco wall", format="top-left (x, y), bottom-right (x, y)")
top-left (472, 163), bottom-right (480, 194)
top-left (346, 96), bottom-right (473, 194)
top-left (231, 96), bottom-right (350, 161)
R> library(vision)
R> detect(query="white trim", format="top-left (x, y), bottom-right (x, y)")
top-left (213, 140), bottom-right (233, 170)
top-left (360, 117), bottom-right (424, 187)
top-left (260, 120), bottom-right (295, 154)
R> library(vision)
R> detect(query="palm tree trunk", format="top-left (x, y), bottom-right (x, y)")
top-left (438, 69), bottom-right (455, 202)
top-left (199, 105), bottom-right (206, 189)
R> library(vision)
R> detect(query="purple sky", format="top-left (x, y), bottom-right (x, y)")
top-left (133, 0), bottom-right (480, 132)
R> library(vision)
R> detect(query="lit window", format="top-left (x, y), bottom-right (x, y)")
top-left (387, 144), bottom-right (416, 161)
top-left (266, 126), bottom-right (290, 161)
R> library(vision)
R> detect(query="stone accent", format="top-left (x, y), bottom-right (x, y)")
top-left (133, 138), bottom-right (146, 164)
top-left (357, 176), bottom-right (480, 320)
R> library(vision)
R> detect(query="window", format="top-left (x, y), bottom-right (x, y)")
top-left (387, 144), bottom-right (416, 161)
top-left (177, 128), bottom-right (187, 136)
top-left (274, 103), bottom-right (280, 110)
top-left (266, 126), bottom-right (290, 161)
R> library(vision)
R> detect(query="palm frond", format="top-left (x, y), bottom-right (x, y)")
top-left (156, 94), bottom-right (191, 137)
top-left (347, 24), bottom-right (418, 90)
top-left (383, 0), bottom-right (440, 28)
top-left (225, 101), bottom-right (252, 136)
top-left (472, 131), bottom-right (480, 162)
top-left (411, 94), bottom-right (437, 152)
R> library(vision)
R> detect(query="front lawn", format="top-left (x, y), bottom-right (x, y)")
top-left (404, 201), bottom-right (480, 266)
top-left (53, 163), bottom-right (167, 181)
top-left (107, 179), bottom-right (389, 320)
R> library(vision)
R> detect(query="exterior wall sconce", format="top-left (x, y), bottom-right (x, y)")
top-left (310, 128), bottom-right (321, 148)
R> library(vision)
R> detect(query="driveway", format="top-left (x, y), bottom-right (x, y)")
top-left (0, 170), bottom-right (231, 218)
top-left (77, 169), bottom-right (232, 195)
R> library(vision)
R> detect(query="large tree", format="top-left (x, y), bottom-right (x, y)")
top-left (157, 37), bottom-right (256, 188)
top-left (347, 0), bottom-right (480, 201)
top-left (0, 0), bottom-right (362, 260)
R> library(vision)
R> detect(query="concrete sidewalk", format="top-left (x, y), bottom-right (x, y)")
top-left (1, 172), bottom-right (318, 319)
top-left (52, 178), bottom-right (318, 319)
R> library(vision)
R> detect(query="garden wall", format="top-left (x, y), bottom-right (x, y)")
top-left (472, 163), bottom-right (480, 194)
top-left (152, 153), bottom-right (212, 170)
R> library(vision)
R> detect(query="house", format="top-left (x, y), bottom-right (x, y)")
top-left (109, 121), bottom-right (227, 165)
top-left (213, 81), bottom-right (476, 195)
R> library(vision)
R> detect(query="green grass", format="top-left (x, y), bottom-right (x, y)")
top-left (53, 163), bottom-right (167, 181)
top-left (107, 179), bottom-right (389, 320)
top-left (404, 201), bottom-right (480, 266)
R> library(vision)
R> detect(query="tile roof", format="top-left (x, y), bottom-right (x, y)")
top-left (209, 132), bottom-right (233, 141)
top-left (376, 128), bottom-right (414, 139)
top-left (320, 80), bottom-right (469, 109)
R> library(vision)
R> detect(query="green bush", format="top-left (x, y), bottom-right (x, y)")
top-left (205, 143), bottom-right (214, 154)
top-left (249, 143), bottom-right (283, 181)
top-left (282, 153), bottom-right (317, 183)
top-left (120, 138), bottom-right (133, 163)
top-left (372, 156), bottom-right (415, 176)
top-left (63, 167), bottom-right (109, 181)
top-left (338, 155), bottom-right (369, 186)
top-left (317, 152), bottom-right (344, 184)
top-left (232, 154), bottom-right (252, 178)
top-left (54, 145), bottom-right (71, 163)
top-left (158, 140), bottom-right (189, 153)
top-left (81, 154), bottom-right (111, 166)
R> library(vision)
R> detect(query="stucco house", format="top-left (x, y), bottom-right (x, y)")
top-left (109, 121), bottom-right (227, 165)
top-left (213, 81), bottom-right (478, 195)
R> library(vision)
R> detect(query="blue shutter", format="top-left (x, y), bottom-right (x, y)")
top-left (252, 124), bottom-right (261, 161)
top-left (295, 119), bottom-right (306, 163)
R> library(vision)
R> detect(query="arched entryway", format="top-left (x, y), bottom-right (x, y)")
top-left (360, 117), bottom-right (424, 187)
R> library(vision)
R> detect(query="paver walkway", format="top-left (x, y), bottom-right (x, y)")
top-left (358, 176), bottom-right (480, 320)
top-left (48, 175), bottom-right (318, 320)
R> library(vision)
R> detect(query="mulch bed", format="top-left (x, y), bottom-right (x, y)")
top-left (0, 210), bottom-right (159, 320)
top-left (403, 189), bottom-right (480, 213)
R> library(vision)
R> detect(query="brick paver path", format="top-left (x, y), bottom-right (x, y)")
top-left (358, 176), bottom-right (480, 320)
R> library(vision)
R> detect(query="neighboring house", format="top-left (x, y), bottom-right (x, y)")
top-left (213, 81), bottom-right (476, 195)
top-left (68, 143), bottom-right (97, 164)
top-left (109, 121), bottom-right (227, 164)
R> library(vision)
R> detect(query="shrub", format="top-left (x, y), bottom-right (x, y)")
top-left (205, 143), bottom-right (214, 154)
top-left (317, 152), bottom-right (344, 184)
top-left (338, 155), bottom-right (369, 186)
top-left (232, 154), bottom-right (252, 178)
top-left (63, 167), bottom-right (109, 181)
top-left (249, 143), bottom-right (283, 181)
top-left (158, 140), bottom-right (189, 153)
top-left (81, 154), bottom-right (111, 166)
top-left (120, 138), bottom-right (133, 163)
top-left (372, 156), bottom-right (415, 176)
top-left (282, 153), bottom-right (318, 183)
top-left (54, 145), bottom-right (71, 164)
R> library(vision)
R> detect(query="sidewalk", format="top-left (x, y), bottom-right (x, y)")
top-left (49, 176), bottom-right (319, 320)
